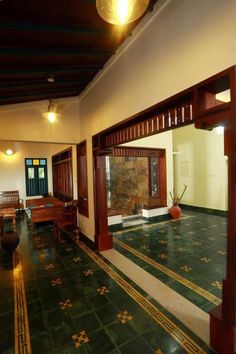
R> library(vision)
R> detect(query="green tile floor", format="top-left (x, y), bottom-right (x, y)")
top-left (113, 210), bottom-right (226, 312)
top-left (0, 244), bottom-right (14, 354)
top-left (0, 213), bottom-right (219, 353)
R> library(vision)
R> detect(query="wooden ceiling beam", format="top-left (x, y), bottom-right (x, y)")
top-left (0, 48), bottom-right (113, 56)
top-left (0, 21), bottom-right (119, 36)
top-left (0, 65), bottom-right (101, 75)
top-left (0, 79), bottom-right (88, 90)
top-left (0, 89), bottom-right (81, 101)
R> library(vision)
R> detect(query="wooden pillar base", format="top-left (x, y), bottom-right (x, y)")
top-left (95, 232), bottom-right (113, 251)
top-left (210, 305), bottom-right (236, 354)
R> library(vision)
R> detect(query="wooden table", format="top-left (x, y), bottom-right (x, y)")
top-left (26, 197), bottom-right (64, 226)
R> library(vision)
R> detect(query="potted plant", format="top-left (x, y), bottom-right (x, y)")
top-left (169, 185), bottom-right (187, 219)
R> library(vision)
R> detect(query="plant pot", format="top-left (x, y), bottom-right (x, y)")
top-left (1, 231), bottom-right (19, 252)
top-left (169, 204), bottom-right (182, 219)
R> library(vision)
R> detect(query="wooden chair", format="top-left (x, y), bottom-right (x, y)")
top-left (54, 200), bottom-right (78, 242)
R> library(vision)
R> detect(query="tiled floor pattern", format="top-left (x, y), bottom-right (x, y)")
top-left (0, 217), bottom-right (216, 354)
top-left (79, 241), bottom-right (208, 352)
top-left (13, 250), bottom-right (32, 354)
top-left (0, 245), bottom-right (14, 354)
top-left (112, 211), bottom-right (226, 313)
top-left (101, 248), bottom-right (210, 344)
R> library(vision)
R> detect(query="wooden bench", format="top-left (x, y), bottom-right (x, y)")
top-left (0, 191), bottom-right (23, 212)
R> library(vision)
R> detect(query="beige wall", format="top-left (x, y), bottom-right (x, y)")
top-left (78, 0), bottom-right (236, 238)
top-left (173, 125), bottom-right (227, 211)
top-left (0, 98), bottom-right (80, 144)
top-left (0, 142), bottom-right (75, 205)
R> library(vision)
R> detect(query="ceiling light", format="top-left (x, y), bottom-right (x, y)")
top-left (5, 149), bottom-right (14, 155)
top-left (42, 99), bottom-right (60, 124)
top-left (96, 0), bottom-right (149, 25)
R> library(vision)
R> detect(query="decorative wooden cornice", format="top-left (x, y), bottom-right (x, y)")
top-left (93, 66), bottom-right (235, 151)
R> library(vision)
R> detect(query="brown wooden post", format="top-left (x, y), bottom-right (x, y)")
top-left (209, 68), bottom-right (236, 354)
top-left (93, 154), bottom-right (113, 251)
top-left (209, 125), bottom-right (236, 354)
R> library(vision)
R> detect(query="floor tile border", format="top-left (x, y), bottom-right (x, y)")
top-left (13, 249), bottom-right (32, 354)
top-left (112, 214), bottom-right (193, 235)
top-left (78, 241), bottom-right (207, 354)
top-left (114, 238), bottom-right (221, 306)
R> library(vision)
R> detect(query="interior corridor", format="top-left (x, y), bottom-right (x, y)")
top-left (0, 210), bottom-right (226, 353)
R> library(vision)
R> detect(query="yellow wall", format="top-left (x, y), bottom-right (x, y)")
top-left (173, 125), bottom-right (227, 211)
top-left (0, 142), bottom-right (75, 205)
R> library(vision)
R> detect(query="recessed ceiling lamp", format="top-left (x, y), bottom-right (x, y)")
top-left (42, 99), bottom-right (60, 124)
top-left (96, 0), bottom-right (149, 25)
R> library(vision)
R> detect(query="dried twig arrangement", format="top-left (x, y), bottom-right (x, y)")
top-left (169, 185), bottom-right (187, 205)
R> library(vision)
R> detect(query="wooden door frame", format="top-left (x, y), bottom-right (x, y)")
top-left (77, 140), bottom-right (89, 217)
top-left (52, 147), bottom-right (73, 201)
top-left (92, 66), bottom-right (236, 353)
top-left (107, 146), bottom-right (167, 209)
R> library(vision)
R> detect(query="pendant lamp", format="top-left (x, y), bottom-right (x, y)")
top-left (42, 99), bottom-right (60, 124)
top-left (96, 0), bottom-right (149, 25)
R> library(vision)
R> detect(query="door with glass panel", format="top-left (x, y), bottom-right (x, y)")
top-left (25, 158), bottom-right (48, 196)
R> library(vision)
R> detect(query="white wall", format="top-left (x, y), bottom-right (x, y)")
top-left (0, 142), bottom-right (74, 205)
top-left (173, 125), bottom-right (227, 211)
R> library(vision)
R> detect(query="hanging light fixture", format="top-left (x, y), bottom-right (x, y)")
top-left (42, 99), bottom-right (60, 124)
top-left (96, 0), bottom-right (149, 25)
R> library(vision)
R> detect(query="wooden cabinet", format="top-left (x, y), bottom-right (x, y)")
top-left (52, 148), bottom-right (73, 202)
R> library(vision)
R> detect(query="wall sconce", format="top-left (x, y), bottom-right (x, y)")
top-left (96, 0), bottom-right (149, 25)
top-left (42, 99), bottom-right (60, 124)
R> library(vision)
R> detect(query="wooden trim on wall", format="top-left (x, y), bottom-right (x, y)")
top-left (93, 66), bottom-right (234, 151)
top-left (52, 147), bottom-right (73, 202)
top-left (110, 146), bottom-right (165, 158)
top-left (77, 140), bottom-right (89, 218)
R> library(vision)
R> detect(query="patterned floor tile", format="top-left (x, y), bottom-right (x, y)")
top-left (2, 214), bottom-right (218, 353)
top-left (113, 210), bottom-right (226, 310)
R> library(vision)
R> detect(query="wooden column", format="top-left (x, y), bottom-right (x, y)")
top-left (209, 124), bottom-right (236, 354)
top-left (93, 154), bottom-right (113, 251)
top-left (209, 68), bottom-right (236, 354)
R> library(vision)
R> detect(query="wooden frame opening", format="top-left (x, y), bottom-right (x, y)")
top-left (92, 66), bottom-right (236, 353)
